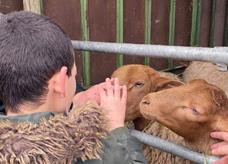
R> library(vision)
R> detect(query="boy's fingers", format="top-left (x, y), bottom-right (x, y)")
top-left (212, 145), bottom-right (228, 156)
top-left (121, 85), bottom-right (127, 104)
top-left (106, 78), bottom-right (114, 96)
top-left (110, 78), bottom-right (115, 85)
top-left (212, 155), bottom-right (228, 164)
top-left (211, 142), bottom-right (228, 150)
top-left (211, 132), bottom-right (228, 141)
top-left (114, 78), bottom-right (120, 98)
top-left (99, 87), bottom-right (106, 102)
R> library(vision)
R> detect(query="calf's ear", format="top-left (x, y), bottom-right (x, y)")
top-left (150, 76), bottom-right (184, 92)
top-left (211, 88), bottom-right (228, 108)
top-left (144, 66), bottom-right (159, 77)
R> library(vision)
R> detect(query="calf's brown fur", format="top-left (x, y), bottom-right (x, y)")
top-left (140, 79), bottom-right (228, 154)
top-left (112, 64), bottom-right (188, 164)
top-left (111, 64), bottom-right (183, 130)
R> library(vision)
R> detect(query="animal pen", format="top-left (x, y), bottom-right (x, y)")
top-left (0, 0), bottom-right (228, 163)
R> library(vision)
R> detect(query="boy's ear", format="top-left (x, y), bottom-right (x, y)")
top-left (151, 76), bottom-right (184, 92)
top-left (53, 66), bottom-right (68, 97)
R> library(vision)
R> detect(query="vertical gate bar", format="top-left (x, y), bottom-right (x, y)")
top-left (196, 0), bottom-right (201, 46)
top-left (168, 0), bottom-right (176, 68)
top-left (80, 0), bottom-right (90, 87)
top-left (190, 0), bottom-right (201, 47)
top-left (116, 0), bottom-right (124, 67)
top-left (190, 0), bottom-right (198, 46)
top-left (23, 0), bottom-right (42, 14)
top-left (144, 0), bottom-right (152, 66)
top-left (209, 0), bottom-right (216, 47)
top-left (40, 0), bottom-right (44, 15)
top-left (223, 2), bottom-right (228, 46)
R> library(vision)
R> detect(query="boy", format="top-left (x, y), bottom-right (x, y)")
top-left (0, 11), bottom-right (147, 163)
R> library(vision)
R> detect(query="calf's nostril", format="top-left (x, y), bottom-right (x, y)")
top-left (142, 100), bottom-right (150, 105)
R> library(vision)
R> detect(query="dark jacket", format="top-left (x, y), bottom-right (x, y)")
top-left (0, 107), bottom-right (147, 164)
top-left (77, 127), bottom-right (147, 164)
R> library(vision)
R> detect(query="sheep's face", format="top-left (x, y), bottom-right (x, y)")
top-left (112, 64), bottom-right (157, 121)
top-left (140, 79), bottom-right (228, 140)
top-left (112, 64), bottom-right (183, 121)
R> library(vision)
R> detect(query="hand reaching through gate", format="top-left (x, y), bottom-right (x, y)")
top-left (211, 132), bottom-right (228, 164)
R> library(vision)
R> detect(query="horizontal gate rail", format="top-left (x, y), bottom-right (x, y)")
top-left (72, 40), bottom-right (225, 163)
top-left (130, 130), bottom-right (220, 164)
top-left (72, 40), bottom-right (228, 65)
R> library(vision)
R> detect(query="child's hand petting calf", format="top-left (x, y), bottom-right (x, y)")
top-left (100, 78), bottom-right (127, 131)
top-left (211, 132), bottom-right (228, 164)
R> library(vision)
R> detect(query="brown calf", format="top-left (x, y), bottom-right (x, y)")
top-left (140, 79), bottom-right (228, 153)
top-left (111, 64), bottom-right (183, 130)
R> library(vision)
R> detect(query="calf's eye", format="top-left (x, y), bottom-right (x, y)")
top-left (192, 108), bottom-right (200, 115)
top-left (134, 82), bottom-right (144, 88)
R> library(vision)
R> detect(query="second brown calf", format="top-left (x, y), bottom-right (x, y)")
top-left (140, 79), bottom-right (228, 154)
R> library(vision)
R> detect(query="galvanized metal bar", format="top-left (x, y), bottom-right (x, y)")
top-left (168, 0), bottom-right (176, 68)
top-left (209, 0), bottom-right (216, 47)
top-left (144, 0), bottom-right (152, 65)
top-left (71, 41), bottom-right (228, 65)
top-left (80, 0), bottom-right (90, 87)
top-left (190, 0), bottom-right (201, 46)
top-left (116, 0), bottom-right (124, 67)
top-left (130, 129), bottom-right (220, 164)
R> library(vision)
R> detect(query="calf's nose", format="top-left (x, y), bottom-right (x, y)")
top-left (141, 98), bottom-right (151, 105)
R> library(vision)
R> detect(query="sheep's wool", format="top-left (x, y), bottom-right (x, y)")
top-left (183, 61), bottom-right (228, 96)
top-left (143, 121), bottom-right (191, 164)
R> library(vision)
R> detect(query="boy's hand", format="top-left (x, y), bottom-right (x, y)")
top-left (73, 82), bottom-right (106, 108)
top-left (100, 78), bottom-right (127, 131)
top-left (210, 132), bottom-right (228, 164)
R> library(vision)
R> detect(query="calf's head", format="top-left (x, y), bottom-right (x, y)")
top-left (111, 64), bottom-right (183, 122)
top-left (140, 79), bottom-right (228, 141)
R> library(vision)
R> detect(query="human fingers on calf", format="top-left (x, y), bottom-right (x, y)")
top-left (110, 78), bottom-right (115, 85)
top-left (212, 155), bottom-right (228, 164)
top-left (114, 78), bottom-right (121, 98)
top-left (211, 142), bottom-right (228, 150)
top-left (212, 144), bottom-right (228, 156)
top-left (99, 86), bottom-right (107, 104)
top-left (211, 132), bottom-right (228, 141)
top-left (106, 78), bottom-right (114, 96)
top-left (121, 85), bottom-right (127, 104)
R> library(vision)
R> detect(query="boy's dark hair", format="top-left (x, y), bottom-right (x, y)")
top-left (0, 11), bottom-right (75, 112)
